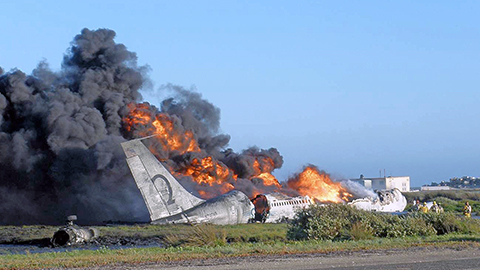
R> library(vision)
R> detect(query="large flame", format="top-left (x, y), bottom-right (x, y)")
top-left (287, 166), bottom-right (352, 203)
top-left (251, 159), bottom-right (281, 188)
top-left (123, 103), bottom-right (352, 203)
top-left (123, 103), bottom-right (235, 199)
top-left (123, 103), bottom-right (200, 157)
top-left (177, 156), bottom-right (235, 199)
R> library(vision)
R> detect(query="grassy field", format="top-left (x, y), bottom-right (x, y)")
top-left (1, 221), bottom-right (480, 269)
top-left (403, 190), bottom-right (480, 214)
top-left (3, 192), bottom-right (480, 270)
top-left (403, 190), bottom-right (480, 202)
top-left (1, 233), bottom-right (480, 270)
top-left (0, 223), bottom-right (289, 245)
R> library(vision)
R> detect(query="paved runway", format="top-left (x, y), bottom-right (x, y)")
top-left (136, 247), bottom-right (480, 270)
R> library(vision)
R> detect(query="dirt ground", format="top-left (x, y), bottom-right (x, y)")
top-left (73, 246), bottom-right (480, 270)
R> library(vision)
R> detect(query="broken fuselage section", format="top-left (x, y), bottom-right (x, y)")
top-left (348, 188), bottom-right (407, 212)
top-left (122, 137), bottom-right (253, 225)
top-left (121, 137), bottom-right (314, 225)
top-left (251, 193), bottom-right (314, 223)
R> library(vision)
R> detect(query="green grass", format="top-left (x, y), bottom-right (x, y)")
top-left (1, 205), bottom-right (480, 270)
top-left (99, 223), bottom-right (288, 243)
top-left (403, 190), bottom-right (480, 216)
top-left (404, 196), bottom-right (480, 215)
top-left (1, 234), bottom-right (480, 270)
top-left (0, 223), bottom-right (289, 245)
top-left (0, 226), bottom-right (57, 243)
top-left (404, 190), bottom-right (480, 203)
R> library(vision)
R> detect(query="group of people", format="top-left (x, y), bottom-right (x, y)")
top-left (413, 200), bottom-right (473, 217)
top-left (414, 200), bottom-right (444, 213)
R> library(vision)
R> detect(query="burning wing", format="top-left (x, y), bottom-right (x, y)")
top-left (121, 137), bottom-right (254, 225)
top-left (348, 188), bottom-right (407, 212)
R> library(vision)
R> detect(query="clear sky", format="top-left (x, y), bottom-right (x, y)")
top-left (1, 1), bottom-right (479, 187)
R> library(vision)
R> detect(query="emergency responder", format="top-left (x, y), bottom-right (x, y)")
top-left (414, 199), bottom-right (421, 211)
top-left (421, 202), bottom-right (429, 213)
top-left (438, 203), bottom-right (444, 213)
top-left (430, 201), bottom-right (439, 213)
top-left (464, 201), bottom-right (472, 218)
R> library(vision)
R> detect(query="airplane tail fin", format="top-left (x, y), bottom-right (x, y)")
top-left (121, 137), bottom-right (205, 221)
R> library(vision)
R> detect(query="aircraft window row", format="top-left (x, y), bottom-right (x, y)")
top-left (271, 200), bottom-right (308, 207)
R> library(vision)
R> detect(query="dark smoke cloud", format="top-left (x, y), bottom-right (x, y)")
top-left (0, 28), bottom-right (286, 225)
top-left (161, 84), bottom-right (230, 156)
top-left (146, 84), bottom-right (284, 199)
top-left (0, 28), bottom-right (150, 225)
top-left (221, 147), bottom-right (283, 179)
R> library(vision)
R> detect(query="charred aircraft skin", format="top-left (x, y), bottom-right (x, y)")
top-left (254, 193), bottom-right (314, 223)
top-left (121, 137), bottom-right (255, 225)
top-left (122, 137), bottom-right (408, 224)
top-left (153, 190), bottom-right (253, 224)
top-left (51, 215), bottom-right (99, 247)
top-left (122, 137), bottom-right (352, 224)
top-left (348, 188), bottom-right (407, 212)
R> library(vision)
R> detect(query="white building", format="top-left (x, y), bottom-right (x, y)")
top-left (420, 186), bottom-right (454, 191)
top-left (351, 175), bottom-right (410, 192)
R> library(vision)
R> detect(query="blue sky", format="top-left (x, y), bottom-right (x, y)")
top-left (1, 1), bottom-right (479, 187)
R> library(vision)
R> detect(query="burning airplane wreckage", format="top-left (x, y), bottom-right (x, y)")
top-left (0, 28), bottom-right (406, 227)
top-left (121, 136), bottom-right (407, 225)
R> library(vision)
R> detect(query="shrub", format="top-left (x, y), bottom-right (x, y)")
top-left (287, 204), bottom-right (381, 241)
top-left (399, 215), bottom-right (436, 236)
top-left (407, 211), bottom-right (480, 235)
top-left (346, 221), bottom-right (374, 240)
top-left (286, 204), bottom-right (480, 241)
top-left (419, 212), bottom-right (459, 234)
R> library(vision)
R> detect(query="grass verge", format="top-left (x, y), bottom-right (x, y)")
top-left (1, 234), bottom-right (480, 269)
top-left (0, 223), bottom-right (289, 245)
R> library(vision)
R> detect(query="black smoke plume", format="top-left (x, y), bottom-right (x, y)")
top-left (0, 28), bottom-right (285, 225)
top-left (0, 28), bottom-right (150, 225)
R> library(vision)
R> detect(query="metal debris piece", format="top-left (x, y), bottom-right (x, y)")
top-left (51, 215), bottom-right (99, 247)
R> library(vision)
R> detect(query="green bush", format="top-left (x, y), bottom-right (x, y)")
top-left (346, 221), bottom-right (374, 240)
top-left (287, 204), bottom-right (385, 241)
top-left (286, 204), bottom-right (480, 241)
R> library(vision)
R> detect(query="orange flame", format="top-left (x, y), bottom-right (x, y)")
top-left (123, 103), bottom-right (352, 203)
top-left (254, 172), bottom-right (281, 188)
top-left (250, 158), bottom-right (281, 188)
top-left (123, 103), bottom-right (235, 199)
top-left (178, 156), bottom-right (235, 199)
top-left (122, 103), bottom-right (152, 132)
top-left (287, 166), bottom-right (352, 203)
top-left (123, 103), bottom-right (200, 157)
